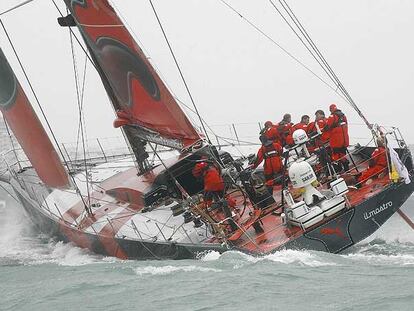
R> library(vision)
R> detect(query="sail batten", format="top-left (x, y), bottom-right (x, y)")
top-left (62, 0), bottom-right (201, 149)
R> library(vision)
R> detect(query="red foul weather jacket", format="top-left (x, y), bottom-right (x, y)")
top-left (276, 121), bottom-right (293, 146)
top-left (324, 110), bottom-right (349, 149)
top-left (263, 126), bottom-right (280, 143)
top-left (253, 142), bottom-right (283, 175)
top-left (204, 167), bottom-right (224, 192)
top-left (359, 146), bottom-right (388, 183)
top-left (307, 118), bottom-right (330, 147)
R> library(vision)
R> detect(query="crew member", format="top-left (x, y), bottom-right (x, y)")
top-left (276, 113), bottom-right (293, 147)
top-left (286, 115), bottom-right (310, 145)
top-left (357, 139), bottom-right (388, 185)
top-left (261, 121), bottom-right (279, 143)
top-left (324, 104), bottom-right (350, 172)
top-left (192, 160), bottom-right (238, 230)
top-left (252, 135), bottom-right (284, 194)
top-left (307, 110), bottom-right (330, 151)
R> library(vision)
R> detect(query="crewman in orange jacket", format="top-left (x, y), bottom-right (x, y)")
top-left (192, 161), bottom-right (224, 199)
top-left (276, 113), bottom-right (293, 147)
top-left (286, 115), bottom-right (310, 145)
top-left (324, 104), bottom-right (350, 172)
top-left (357, 139), bottom-right (388, 185)
top-left (192, 160), bottom-right (238, 230)
top-left (252, 136), bottom-right (284, 194)
top-left (262, 121), bottom-right (279, 143)
top-left (307, 110), bottom-right (330, 151)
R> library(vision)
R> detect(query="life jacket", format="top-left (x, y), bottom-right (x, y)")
top-left (325, 110), bottom-right (349, 149)
top-left (261, 143), bottom-right (283, 175)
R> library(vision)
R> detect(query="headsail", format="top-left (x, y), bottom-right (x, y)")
top-left (0, 48), bottom-right (70, 189)
top-left (61, 0), bottom-right (201, 149)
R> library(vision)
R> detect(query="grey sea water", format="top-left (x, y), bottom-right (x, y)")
top-left (0, 188), bottom-right (413, 311)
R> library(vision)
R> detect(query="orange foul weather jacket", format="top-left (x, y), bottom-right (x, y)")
top-left (193, 163), bottom-right (224, 192)
top-left (276, 121), bottom-right (293, 147)
top-left (263, 126), bottom-right (279, 143)
top-left (324, 110), bottom-right (349, 149)
top-left (358, 146), bottom-right (388, 183)
top-left (253, 142), bottom-right (284, 176)
top-left (307, 118), bottom-right (330, 149)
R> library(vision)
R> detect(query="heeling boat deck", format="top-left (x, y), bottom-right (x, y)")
top-left (229, 175), bottom-right (393, 255)
top-left (9, 147), bottom-right (411, 259)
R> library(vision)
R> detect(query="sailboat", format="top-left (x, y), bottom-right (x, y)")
top-left (0, 0), bottom-right (413, 260)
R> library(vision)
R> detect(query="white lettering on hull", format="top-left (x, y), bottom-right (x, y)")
top-left (364, 201), bottom-right (393, 220)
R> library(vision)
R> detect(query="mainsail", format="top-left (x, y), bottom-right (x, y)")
top-left (0, 48), bottom-right (70, 189)
top-left (61, 0), bottom-right (201, 150)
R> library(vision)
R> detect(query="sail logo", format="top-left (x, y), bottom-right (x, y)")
top-left (363, 201), bottom-right (393, 220)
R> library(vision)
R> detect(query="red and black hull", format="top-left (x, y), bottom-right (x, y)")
top-left (10, 175), bottom-right (414, 260)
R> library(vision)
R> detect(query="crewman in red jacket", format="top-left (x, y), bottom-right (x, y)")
top-left (307, 110), bottom-right (330, 151)
top-left (262, 121), bottom-right (279, 143)
top-left (192, 160), bottom-right (238, 230)
top-left (286, 115), bottom-right (310, 145)
top-left (324, 104), bottom-right (350, 172)
top-left (192, 161), bottom-right (224, 202)
top-left (252, 136), bottom-right (284, 194)
top-left (276, 114), bottom-right (293, 147)
top-left (357, 139), bottom-right (388, 185)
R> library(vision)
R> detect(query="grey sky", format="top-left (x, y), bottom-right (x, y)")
top-left (0, 0), bottom-right (413, 146)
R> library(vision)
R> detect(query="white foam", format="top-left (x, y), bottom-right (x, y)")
top-left (199, 249), bottom-right (337, 267)
top-left (200, 251), bottom-right (222, 262)
top-left (0, 193), bottom-right (115, 266)
top-left (259, 250), bottom-right (337, 267)
top-left (134, 265), bottom-right (221, 276)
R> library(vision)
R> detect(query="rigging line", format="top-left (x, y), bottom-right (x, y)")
top-left (174, 98), bottom-right (249, 157)
top-left (74, 55), bottom-right (88, 162)
top-left (2, 115), bottom-right (22, 171)
top-left (0, 0), bottom-right (36, 17)
top-left (0, 19), bottom-right (88, 205)
top-left (148, 0), bottom-right (211, 144)
top-left (69, 23), bottom-right (92, 213)
top-left (278, 0), bottom-right (372, 128)
top-left (278, 0), bottom-right (356, 108)
top-left (268, 0), bottom-right (337, 86)
top-left (219, 0), bottom-right (349, 105)
top-left (273, 0), bottom-right (367, 124)
top-left (50, 0), bottom-right (97, 71)
top-left (110, 2), bottom-right (203, 132)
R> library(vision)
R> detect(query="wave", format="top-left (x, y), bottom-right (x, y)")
top-left (134, 265), bottom-right (221, 276)
top-left (199, 249), bottom-right (337, 268)
top-left (0, 186), bottom-right (115, 267)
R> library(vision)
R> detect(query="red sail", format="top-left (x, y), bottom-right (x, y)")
top-left (63, 0), bottom-right (201, 148)
top-left (0, 49), bottom-right (70, 189)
